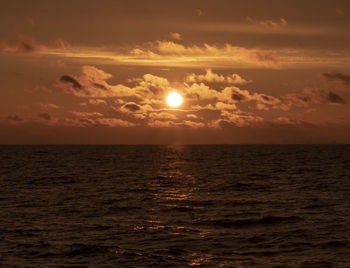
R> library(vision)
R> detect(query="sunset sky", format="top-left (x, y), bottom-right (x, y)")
top-left (1, 0), bottom-right (350, 143)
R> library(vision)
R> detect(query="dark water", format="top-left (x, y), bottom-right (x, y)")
top-left (0, 145), bottom-right (349, 267)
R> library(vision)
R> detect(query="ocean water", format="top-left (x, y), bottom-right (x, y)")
top-left (0, 145), bottom-right (349, 267)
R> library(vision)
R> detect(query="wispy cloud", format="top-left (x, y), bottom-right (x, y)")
top-left (246, 16), bottom-right (288, 28)
top-left (186, 69), bottom-right (250, 85)
top-left (1, 35), bottom-right (46, 55)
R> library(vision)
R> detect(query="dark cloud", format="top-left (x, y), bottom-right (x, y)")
top-left (123, 103), bottom-right (141, 112)
top-left (232, 92), bottom-right (246, 101)
top-left (38, 113), bottom-right (51, 120)
top-left (93, 82), bottom-right (108, 90)
top-left (297, 96), bottom-right (309, 103)
top-left (148, 85), bottom-right (163, 95)
top-left (59, 75), bottom-right (83, 89)
top-left (327, 92), bottom-right (345, 104)
top-left (261, 95), bottom-right (271, 101)
top-left (286, 88), bottom-right (346, 106)
top-left (322, 71), bottom-right (350, 84)
top-left (18, 40), bottom-right (37, 53)
top-left (7, 115), bottom-right (22, 121)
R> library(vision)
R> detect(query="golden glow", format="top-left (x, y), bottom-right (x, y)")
top-left (166, 92), bottom-right (183, 107)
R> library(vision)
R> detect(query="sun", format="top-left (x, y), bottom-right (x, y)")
top-left (166, 92), bottom-right (183, 107)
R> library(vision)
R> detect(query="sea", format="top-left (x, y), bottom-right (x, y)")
top-left (0, 145), bottom-right (349, 267)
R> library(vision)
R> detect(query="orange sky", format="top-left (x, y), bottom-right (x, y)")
top-left (1, 0), bottom-right (350, 143)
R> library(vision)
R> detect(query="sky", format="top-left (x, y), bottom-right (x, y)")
top-left (1, 0), bottom-right (350, 144)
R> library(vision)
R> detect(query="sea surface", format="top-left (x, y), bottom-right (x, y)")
top-left (0, 145), bottom-right (349, 267)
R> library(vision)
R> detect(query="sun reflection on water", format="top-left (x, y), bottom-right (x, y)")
top-left (140, 145), bottom-right (212, 266)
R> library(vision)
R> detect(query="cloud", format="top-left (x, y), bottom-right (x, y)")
top-left (149, 112), bottom-right (177, 120)
top-left (81, 65), bottom-right (113, 81)
top-left (38, 113), bottom-right (51, 120)
top-left (254, 93), bottom-right (281, 105)
top-left (327, 92), bottom-right (345, 104)
top-left (169, 32), bottom-right (182, 40)
top-left (72, 111), bottom-right (103, 117)
top-left (122, 103), bottom-right (142, 112)
top-left (256, 103), bottom-right (269, 111)
top-left (70, 111), bottom-right (135, 127)
top-left (209, 113), bottom-right (264, 128)
top-left (336, 8), bottom-right (344, 16)
top-left (1, 35), bottom-right (45, 54)
top-left (215, 102), bottom-right (237, 110)
top-left (59, 75), bottom-right (83, 90)
top-left (55, 38), bottom-right (71, 50)
top-left (154, 41), bottom-right (280, 67)
top-left (55, 66), bottom-right (304, 129)
top-left (183, 120), bottom-right (205, 128)
top-left (120, 102), bottom-right (153, 119)
top-left (186, 69), bottom-right (250, 85)
top-left (95, 118), bottom-right (135, 127)
top-left (286, 88), bottom-right (346, 106)
top-left (148, 120), bottom-right (177, 128)
top-left (187, 114), bottom-right (198, 119)
top-left (196, 9), bottom-right (203, 17)
top-left (58, 66), bottom-right (174, 99)
top-left (274, 117), bottom-right (299, 125)
top-left (125, 41), bottom-right (281, 68)
top-left (88, 99), bottom-right (107, 105)
top-left (147, 119), bottom-right (204, 128)
top-left (41, 104), bottom-right (60, 109)
top-left (185, 83), bottom-right (219, 101)
top-left (7, 115), bottom-right (22, 122)
top-left (322, 71), bottom-right (350, 84)
top-left (185, 80), bottom-right (281, 114)
top-left (4, 36), bottom-right (284, 69)
top-left (58, 66), bottom-right (134, 98)
top-left (136, 74), bottom-right (170, 96)
top-left (246, 16), bottom-right (288, 28)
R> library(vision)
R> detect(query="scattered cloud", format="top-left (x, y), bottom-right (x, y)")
top-left (53, 66), bottom-right (347, 129)
top-left (186, 69), bottom-right (250, 85)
